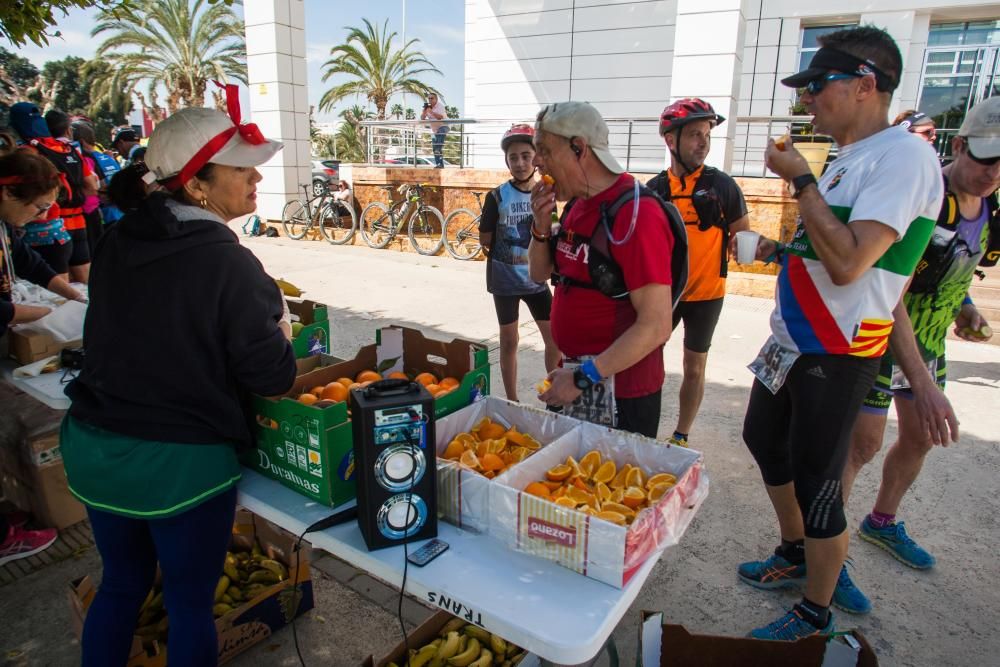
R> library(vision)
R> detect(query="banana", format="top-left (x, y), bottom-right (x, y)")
top-left (221, 594), bottom-right (234, 605)
top-left (462, 626), bottom-right (491, 643)
top-left (489, 635), bottom-right (507, 657)
top-left (214, 575), bottom-right (230, 602)
top-left (408, 644), bottom-right (439, 667)
top-left (248, 569), bottom-right (280, 585)
top-left (435, 631), bottom-right (461, 661)
top-left (213, 603), bottom-right (234, 617)
top-left (148, 591), bottom-right (164, 612)
top-left (226, 586), bottom-right (244, 602)
top-left (242, 583), bottom-right (269, 599)
top-left (235, 551), bottom-right (250, 563)
top-left (251, 542), bottom-right (264, 559)
top-left (469, 650), bottom-right (493, 667)
top-left (275, 278), bottom-right (303, 297)
top-left (508, 651), bottom-right (526, 665)
top-left (438, 617), bottom-right (467, 637)
top-left (223, 560), bottom-right (241, 582)
top-left (447, 638), bottom-right (481, 667)
top-left (258, 558), bottom-right (289, 581)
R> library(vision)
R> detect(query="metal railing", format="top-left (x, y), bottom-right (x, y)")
top-left (359, 116), bottom-right (837, 177)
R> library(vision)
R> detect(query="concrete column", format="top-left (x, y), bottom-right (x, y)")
top-left (859, 11), bottom-right (921, 120)
top-left (244, 0), bottom-right (310, 221)
top-left (669, 0), bottom-right (753, 171)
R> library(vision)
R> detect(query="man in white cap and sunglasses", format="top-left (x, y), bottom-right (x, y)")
top-left (733, 25), bottom-right (946, 640)
top-left (528, 101), bottom-right (686, 438)
top-left (840, 95), bottom-right (999, 613)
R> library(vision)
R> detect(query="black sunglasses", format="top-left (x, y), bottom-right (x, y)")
top-left (803, 72), bottom-right (862, 95)
top-left (964, 138), bottom-right (1000, 166)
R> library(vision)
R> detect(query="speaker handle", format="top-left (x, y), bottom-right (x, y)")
top-left (364, 378), bottom-right (420, 399)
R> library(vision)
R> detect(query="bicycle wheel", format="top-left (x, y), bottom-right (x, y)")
top-left (319, 200), bottom-right (357, 245)
top-left (360, 201), bottom-right (395, 249)
top-left (407, 205), bottom-right (445, 256)
top-left (281, 200), bottom-right (311, 239)
top-left (444, 208), bottom-right (483, 260)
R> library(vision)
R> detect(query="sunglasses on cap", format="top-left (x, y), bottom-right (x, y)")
top-left (964, 138), bottom-right (1000, 166)
top-left (802, 72), bottom-right (863, 95)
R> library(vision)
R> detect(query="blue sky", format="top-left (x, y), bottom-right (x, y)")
top-left (14, 0), bottom-right (465, 123)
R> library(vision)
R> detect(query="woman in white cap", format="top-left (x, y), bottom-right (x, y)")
top-left (60, 85), bottom-right (297, 667)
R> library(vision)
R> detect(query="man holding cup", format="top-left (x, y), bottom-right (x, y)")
top-left (733, 25), bottom-right (943, 640)
top-left (421, 93), bottom-right (449, 168)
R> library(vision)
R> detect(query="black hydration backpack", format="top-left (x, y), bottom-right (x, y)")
top-left (30, 139), bottom-right (86, 210)
top-left (550, 182), bottom-right (688, 308)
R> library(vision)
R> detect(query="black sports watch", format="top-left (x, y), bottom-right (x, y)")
top-left (573, 367), bottom-right (594, 391)
top-left (791, 173), bottom-right (818, 199)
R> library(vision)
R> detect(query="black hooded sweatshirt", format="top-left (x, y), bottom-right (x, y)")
top-left (67, 193), bottom-right (296, 448)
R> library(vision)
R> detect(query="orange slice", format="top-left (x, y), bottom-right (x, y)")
top-left (579, 450), bottom-right (602, 477)
top-left (593, 460), bottom-right (616, 484)
top-left (442, 439), bottom-right (465, 460)
top-left (623, 486), bottom-right (646, 509)
top-left (480, 422), bottom-right (507, 440)
top-left (595, 481), bottom-right (612, 503)
top-left (625, 466), bottom-right (644, 489)
top-left (610, 488), bottom-right (625, 504)
top-left (648, 482), bottom-right (673, 504)
top-left (546, 464), bottom-right (573, 482)
top-left (541, 480), bottom-right (564, 492)
top-left (487, 438), bottom-right (508, 454)
top-left (554, 496), bottom-right (578, 509)
top-left (646, 472), bottom-right (677, 490)
top-left (509, 447), bottom-right (530, 463)
top-left (459, 450), bottom-right (481, 471)
top-left (518, 434), bottom-right (542, 451)
top-left (483, 470), bottom-right (496, 479)
top-left (566, 456), bottom-right (584, 478)
top-left (611, 464), bottom-right (631, 489)
top-left (524, 481), bottom-right (552, 498)
top-left (480, 453), bottom-right (505, 472)
top-left (596, 511), bottom-right (627, 526)
top-left (600, 501), bottom-right (635, 518)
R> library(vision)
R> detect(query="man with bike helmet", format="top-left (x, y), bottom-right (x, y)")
top-left (479, 123), bottom-right (559, 401)
top-left (647, 98), bottom-right (750, 448)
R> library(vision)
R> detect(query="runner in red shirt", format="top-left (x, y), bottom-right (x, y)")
top-left (529, 101), bottom-right (676, 437)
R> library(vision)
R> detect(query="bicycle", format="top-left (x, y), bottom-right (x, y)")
top-left (443, 191), bottom-right (485, 260)
top-left (359, 183), bottom-right (445, 255)
top-left (281, 182), bottom-right (357, 245)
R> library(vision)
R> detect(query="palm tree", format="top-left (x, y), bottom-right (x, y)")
top-left (390, 103), bottom-right (404, 120)
top-left (335, 105), bottom-right (373, 163)
top-left (319, 18), bottom-right (441, 120)
top-left (89, 0), bottom-right (246, 121)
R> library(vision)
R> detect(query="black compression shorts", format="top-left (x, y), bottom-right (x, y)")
top-left (671, 297), bottom-right (724, 353)
top-left (492, 290), bottom-right (552, 326)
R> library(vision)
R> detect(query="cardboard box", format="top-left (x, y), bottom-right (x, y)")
top-left (288, 299), bottom-right (331, 359)
top-left (0, 383), bottom-right (84, 529)
top-left (490, 422), bottom-right (708, 588)
top-left (638, 612), bottom-right (879, 666)
top-left (68, 510), bottom-right (314, 667)
top-left (243, 326), bottom-right (490, 506)
top-left (363, 610), bottom-right (529, 667)
top-left (435, 397), bottom-right (580, 533)
top-left (7, 326), bottom-right (80, 365)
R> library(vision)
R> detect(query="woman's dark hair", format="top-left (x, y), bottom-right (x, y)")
top-left (0, 149), bottom-right (61, 201)
top-left (339, 180), bottom-right (349, 188)
top-left (71, 121), bottom-right (97, 147)
top-left (108, 162), bottom-right (215, 211)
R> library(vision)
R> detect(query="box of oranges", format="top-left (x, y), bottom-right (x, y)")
top-left (489, 421), bottom-right (708, 588)
top-left (244, 326), bottom-right (490, 506)
top-left (435, 397), bottom-right (579, 533)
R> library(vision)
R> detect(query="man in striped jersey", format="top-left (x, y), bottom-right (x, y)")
top-left (733, 26), bottom-right (943, 641)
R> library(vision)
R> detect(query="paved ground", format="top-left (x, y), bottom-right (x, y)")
top-left (2, 232), bottom-right (999, 666)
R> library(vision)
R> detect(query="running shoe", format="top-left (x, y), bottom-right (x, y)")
top-left (0, 524), bottom-right (58, 567)
top-left (737, 549), bottom-right (807, 589)
top-left (749, 605), bottom-right (834, 641)
top-left (859, 517), bottom-right (935, 569)
top-left (832, 560), bottom-right (871, 615)
top-left (667, 435), bottom-right (688, 448)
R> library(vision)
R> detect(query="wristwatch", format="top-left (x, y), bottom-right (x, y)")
top-left (573, 367), bottom-right (594, 391)
top-left (790, 173), bottom-right (818, 199)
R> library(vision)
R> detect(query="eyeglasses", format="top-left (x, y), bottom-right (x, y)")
top-left (964, 138), bottom-right (1000, 166)
top-left (803, 72), bottom-right (862, 95)
top-left (912, 126), bottom-right (937, 140)
top-left (32, 201), bottom-right (54, 214)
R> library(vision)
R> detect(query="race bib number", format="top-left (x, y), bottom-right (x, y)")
top-left (564, 357), bottom-right (617, 428)
top-left (748, 336), bottom-right (800, 395)
top-left (889, 357), bottom-right (938, 391)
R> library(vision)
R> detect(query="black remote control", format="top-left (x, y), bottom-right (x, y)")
top-left (406, 539), bottom-right (449, 567)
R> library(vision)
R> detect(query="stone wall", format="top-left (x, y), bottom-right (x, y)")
top-left (344, 166), bottom-right (799, 299)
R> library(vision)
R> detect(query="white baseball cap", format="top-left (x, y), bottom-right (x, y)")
top-left (959, 96), bottom-right (1000, 159)
top-left (145, 107), bottom-right (282, 187)
top-left (535, 101), bottom-right (624, 174)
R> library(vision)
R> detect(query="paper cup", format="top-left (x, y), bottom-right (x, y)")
top-left (736, 231), bottom-right (760, 264)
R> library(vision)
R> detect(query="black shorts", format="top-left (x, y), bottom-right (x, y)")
top-left (67, 228), bottom-right (91, 266)
top-left (492, 289), bottom-right (552, 326)
top-left (671, 297), bottom-right (724, 353)
top-left (743, 354), bottom-right (879, 487)
top-left (616, 390), bottom-right (662, 439)
top-left (31, 241), bottom-right (72, 275)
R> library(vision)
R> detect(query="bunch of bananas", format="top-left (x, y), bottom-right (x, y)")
top-left (133, 540), bottom-right (290, 648)
top-left (388, 617), bottom-right (527, 667)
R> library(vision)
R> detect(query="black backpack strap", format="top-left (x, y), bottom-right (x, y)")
top-left (979, 189), bottom-right (1000, 267)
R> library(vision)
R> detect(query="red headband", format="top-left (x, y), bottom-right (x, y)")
top-left (0, 172), bottom-right (69, 197)
top-left (161, 82), bottom-right (267, 191)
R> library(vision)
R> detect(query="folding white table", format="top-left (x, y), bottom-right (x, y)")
top-left (237, 469), bottom-right (686, 665)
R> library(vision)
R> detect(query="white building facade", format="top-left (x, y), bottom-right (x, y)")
top-left (463, 0), bottom-right (1000, 174)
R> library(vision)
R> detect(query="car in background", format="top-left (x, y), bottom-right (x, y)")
top-left (394, 155), bottom-right (455, 167)
top-left (312, 159), bottom-right (340, 192)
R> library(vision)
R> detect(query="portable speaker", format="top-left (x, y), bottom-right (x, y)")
top-left (350, 379), bottom-right (437, 551)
